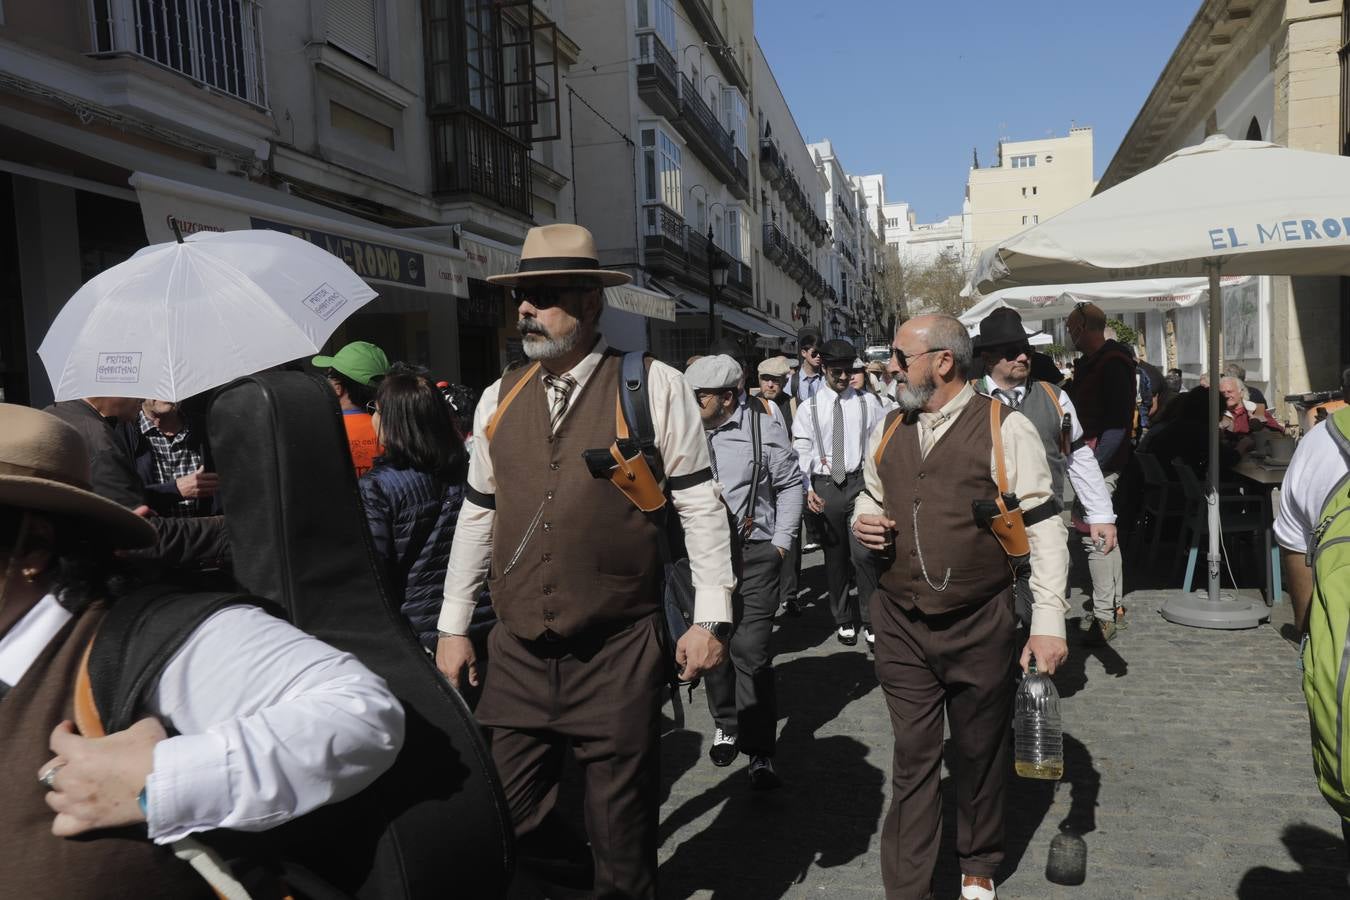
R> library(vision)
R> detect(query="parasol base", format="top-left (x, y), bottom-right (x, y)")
top-left (1160, 590), bottom-right (1267, 630)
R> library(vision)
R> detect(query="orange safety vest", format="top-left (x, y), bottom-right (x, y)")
top-left (343, 410), bottom-right (383, 478)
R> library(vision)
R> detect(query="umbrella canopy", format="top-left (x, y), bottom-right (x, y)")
top-left (969, 134), bottom-right (1350, 626)
top-left (40, 229), bottom-right (377, 402)
top-left (972, 135), bottom-right (1350, 292)
top-left (958, 275), bottom-right (1254, 327)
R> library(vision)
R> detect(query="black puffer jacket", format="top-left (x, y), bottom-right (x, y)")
top-left (359, 461), bottom-right (465, 649)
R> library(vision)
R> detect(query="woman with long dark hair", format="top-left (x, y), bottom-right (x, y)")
top-left (361, 363), bottom-right (469, 649)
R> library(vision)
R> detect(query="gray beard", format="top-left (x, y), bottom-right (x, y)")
top-left (520, 323), bottom-right (581, 361)
top-left (897, 375), bottom-right (936, 413)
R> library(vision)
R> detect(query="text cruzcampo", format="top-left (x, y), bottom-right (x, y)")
top-left (1208, 219), bottom-right (1350, 251)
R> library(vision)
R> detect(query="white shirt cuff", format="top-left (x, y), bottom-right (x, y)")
top-left (1028, 606), bottom-right (1067, 640)
top-left (146, 732), bottom-right (234, 843)
top-left (693, 586), bottom-right (733, 623)
top-left (435, 596), bottom-right (477, 636)
top-left (1083, 514), bottom-right (1117, 525)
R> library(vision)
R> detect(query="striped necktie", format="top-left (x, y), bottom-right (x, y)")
top-left (993, 387), bottom-right (1022, 410)
top-left (544, 374), bottom-right (577, 431)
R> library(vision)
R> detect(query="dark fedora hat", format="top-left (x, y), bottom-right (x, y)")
top-left (818, 338), bottom-right (857, 363)
top-left (973, 307), bottom-right (1037, 349)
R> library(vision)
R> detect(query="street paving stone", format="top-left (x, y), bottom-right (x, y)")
top-left (655, 552), bottom-right (1350, 899)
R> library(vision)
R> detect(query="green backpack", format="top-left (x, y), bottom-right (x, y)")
top-left (1304, 406), bottom-right (1350, 819)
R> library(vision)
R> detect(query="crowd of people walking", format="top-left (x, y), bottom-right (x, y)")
top-left (0, 222), bottom-right (1310, 899)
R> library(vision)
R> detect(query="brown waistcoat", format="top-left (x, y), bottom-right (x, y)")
top-left (876, 394), bottom-right (1013, 615)
top-left (488, 352), bottom-right (663, 639)
top-left (0, 603), bottom-right (213, 899)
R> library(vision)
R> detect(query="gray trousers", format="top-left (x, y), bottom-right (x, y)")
top-left (812, 471), bottom-right (879, 628)
top-left (1074, 470), bottom-right (1123, 622)
top-left (705, 540), bottom-right (782, 755)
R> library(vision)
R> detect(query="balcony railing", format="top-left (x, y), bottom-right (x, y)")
top-left (644, 202), bottom-right (752, 302)
top-left (759, 139), bottom-right (784, 186)
top-left (430, 109), bottom-right (532, 217)
top-left (89, 0), bottom-right (268, 107)
top-left (674, 74), bottom-right (749, 197)
top-left (636, 31), bottom-right (679, 119)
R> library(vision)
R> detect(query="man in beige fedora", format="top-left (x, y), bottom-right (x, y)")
top-left (434, 223), bottom-right (734, 897)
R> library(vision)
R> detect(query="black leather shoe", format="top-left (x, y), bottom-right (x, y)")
top-left (709, 728), bottom-right (738, 766)
top-left (749, 756), bottom-right (781, 790)
top-left (836, 625), bottom-right (858, 646)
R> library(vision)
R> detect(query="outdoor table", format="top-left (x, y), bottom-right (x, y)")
top-left (1231, 457), bottom-right (1286, 606)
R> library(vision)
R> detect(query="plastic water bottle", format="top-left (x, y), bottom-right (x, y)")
top-left (1014, 655), bottom-right (1064, 780)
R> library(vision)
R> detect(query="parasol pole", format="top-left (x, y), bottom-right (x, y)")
top-left (1206, 260), bottom-right (1223, 604)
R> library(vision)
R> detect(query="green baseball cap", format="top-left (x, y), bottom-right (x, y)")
top-left (312, 341), bottom-right (390, 386)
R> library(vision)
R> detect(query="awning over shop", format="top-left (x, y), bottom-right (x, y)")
top-left (130, 172), bottom-right (469, 298)
top-left (668, 290), bottom-right (796, 344)
top-left (606, 283), bottom-right (676, 322)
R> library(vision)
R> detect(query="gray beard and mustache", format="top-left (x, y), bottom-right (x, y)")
top-left (896, 369), bottom-right (937, 413)
top-left (519, 318), bottom-right (582, 360)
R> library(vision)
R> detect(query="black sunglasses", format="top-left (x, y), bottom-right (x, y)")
top-left (512, 285), bottom-right (592, 309)
top-left (990, 342), bottom-right (1032, 361)
top-left (890, 347), bottom-right (948, 370)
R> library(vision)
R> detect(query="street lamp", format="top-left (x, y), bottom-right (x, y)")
top-left (707, 225), bottom-right (729, 346)
top-left (796, 291), bottom-right (811, 326)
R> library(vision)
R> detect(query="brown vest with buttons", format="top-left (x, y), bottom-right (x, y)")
top-left (487, 352), bottom-right (663, 639)
top-left (0, 603), bottom-right (213, 899)
top-left (876, 394), bottom-right (1013, 615)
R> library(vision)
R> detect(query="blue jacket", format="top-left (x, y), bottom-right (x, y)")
top-left (359, 461), bottom-right (464, 649)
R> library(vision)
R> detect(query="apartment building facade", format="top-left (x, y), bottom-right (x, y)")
top-left (753, 37), bottom-right (830, 344)
top-left (0, 0), bottom-right (645, 404)
top-left (565, 0), bottom-right (800, 363)
top-left (965, 125), bottom-right (1096, 256)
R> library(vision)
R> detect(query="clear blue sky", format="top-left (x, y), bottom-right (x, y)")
top-left (756, 0), bottom-right (1201, 223)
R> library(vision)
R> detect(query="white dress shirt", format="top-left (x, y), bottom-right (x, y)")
top-left (791, 384), bottom-right (886, 478)
top-left (853, 384), bottom-right (1071, 638)
top-left (438, 337), bottom-right (736, 632)
top-left (980, 377), bottom-right (1116, 525)
top-left (1, 598), bottom-right (405, 844)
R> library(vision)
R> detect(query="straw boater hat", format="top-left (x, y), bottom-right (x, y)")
top-left (0, 404), bottom-right (156, 548)
top-left (487, 224), bottom-right (632, 288)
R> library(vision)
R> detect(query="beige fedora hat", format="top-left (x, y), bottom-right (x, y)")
top-left (487, 223), bottom-right (632, 288)
top-left (0, 404), bottom-right (156, 549)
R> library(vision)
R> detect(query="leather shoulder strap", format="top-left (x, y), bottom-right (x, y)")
top-left (872, 410), bottom-right (905, 467)
top-left (989, 397), bottom-right (1010, 494)
top-left (76, 586), bottom-right (267, 736)
top-left (483, 361), bottom-right (541, 443)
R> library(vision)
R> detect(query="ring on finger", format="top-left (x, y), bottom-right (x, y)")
top-left (39, 762), bottom-right (66, 791)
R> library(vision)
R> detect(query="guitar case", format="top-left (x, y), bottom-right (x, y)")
top-left (207, 371), bottom-right (514, 898)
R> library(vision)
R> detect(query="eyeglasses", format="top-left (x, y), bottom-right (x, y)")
top-left (802, 347), bottom-right (821, 357)
top-left (365, 401), bottom-right (379, 414)
top-left (512, 285), bottom-right (591, 309)
top-left (890, 347), bottom-right (947, 371)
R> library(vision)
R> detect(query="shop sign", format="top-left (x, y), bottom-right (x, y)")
top-left (250, 217), bottom-right (427, 288)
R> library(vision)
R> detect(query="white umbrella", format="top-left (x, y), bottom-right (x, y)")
top-left (971, 135), bottom-right (1350, 627)
top-left (958, 274), bottom-right (1253, 327)
top-left (40, 229), bottom-right (377, 402)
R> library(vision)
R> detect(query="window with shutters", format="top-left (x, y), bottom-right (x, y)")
top-left (328, 0), bottom-right (380, 68)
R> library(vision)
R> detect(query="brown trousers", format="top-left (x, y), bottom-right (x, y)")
top-left (475, 614), bottom-right (665, 900)
top-left (871, 589), bottom-right (1018, 899)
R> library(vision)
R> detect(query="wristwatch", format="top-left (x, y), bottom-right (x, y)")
top-left (696, 621), bottom-right (733, 641)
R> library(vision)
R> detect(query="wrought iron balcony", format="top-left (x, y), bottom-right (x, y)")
top-left (763, 222), bottom-right (790, 266)
top-left (674, 74), bottom-right (749, 199)
top-left (430, 109), bottom-right (532, 217)
top-left (642, 203), bottom-right (753, 304)
top-left (636, 32), bottom-right (679, 120)
top-left (759, 139), bottom-right (784, 187)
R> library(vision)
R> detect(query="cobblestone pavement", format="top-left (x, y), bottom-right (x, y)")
top-left (655, 551), bottom-right (1350, 899)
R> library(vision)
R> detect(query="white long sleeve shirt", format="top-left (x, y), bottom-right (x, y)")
top-left (437, 337), bottom-right (736, 632)
top-left (0, 597), bottom-right (405, 843)
top-left (791, 384), bottom-right (886, 478)
top-left (979, 376), bottom-right (1116, 524)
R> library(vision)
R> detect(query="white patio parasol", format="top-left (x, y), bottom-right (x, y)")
top-left (958, 274), bottom-right (1254, 327)
top-left (972, 135), bottom-right (1350, 627)
top-left (40, 229), bottom-right (377, 402)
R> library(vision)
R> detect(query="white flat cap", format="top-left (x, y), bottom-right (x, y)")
top-left (685, 354), bottom-right (743, 391)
